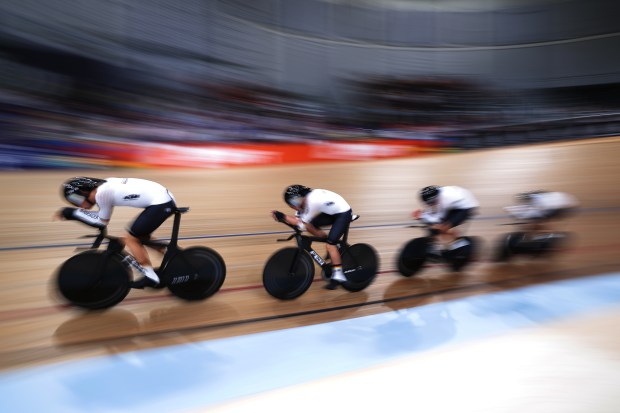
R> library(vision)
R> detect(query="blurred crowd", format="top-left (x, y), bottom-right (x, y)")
top-left (349, 76), bottom-right (620, 144)
top-left (1, 66), bottom-right (620, 169)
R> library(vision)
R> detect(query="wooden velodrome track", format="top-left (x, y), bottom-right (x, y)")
top-left (1, 137), bottom-right (619, 372)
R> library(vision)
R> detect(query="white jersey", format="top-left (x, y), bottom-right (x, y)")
top-left (299, 189), bottom-right (351, 223)
top-left (505, 192), bottom-right (578, 220)
top-left (95, 178), bottom-right (175, 221)
top-left (420, 186), bottom-right (479, 224)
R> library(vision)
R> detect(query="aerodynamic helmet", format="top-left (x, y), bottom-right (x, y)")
top-left (62, 177), bottom-right (106, 206)
top-left (284, 184), bottom-right (312, 208)
top-left (420, 185), bottom-right (440, 204)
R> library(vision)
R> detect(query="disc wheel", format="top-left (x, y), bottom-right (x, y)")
top-left (340, 243), bottom-right (379, 292)
top-left (443, 236), bottom-right (477, 272)
top-left (494, 234), bottom-right (513, 262)
top-left (495, 231), bottom-right (532, 261)
top-left (543, 232), bottom-right (570, 254)
top-left (56, 250), bottom-right (131, 310)
top-left (163, 247), bottom-right (227, 301)
top-left (397, 237), bottom-right (430, 277)
top-left (263, 248), bottom-right (315, 300)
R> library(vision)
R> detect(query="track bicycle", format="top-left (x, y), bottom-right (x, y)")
top-left (396, 223), bottom-right (479, 277)
top-left (55, 207), bottom-right (226, 310)
top-left (262, 215), bottom-right (379, 300)
top-left (494, 222), bottom-right (571, 262)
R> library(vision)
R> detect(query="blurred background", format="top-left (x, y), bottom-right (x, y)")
top-left (2, 2), bottom-right (620, 412)
top-left (1, 0), bottom-right (620, 169)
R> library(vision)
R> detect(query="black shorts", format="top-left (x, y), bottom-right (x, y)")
top-left (310, 209), bottom-right (353, 245)
top-left (127, 200), bottom-right (176, 237)
top-left (444, 207), bottom-right (477, 228)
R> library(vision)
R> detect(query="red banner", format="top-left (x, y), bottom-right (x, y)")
top-left (89, 139), bottom-right (449, 168)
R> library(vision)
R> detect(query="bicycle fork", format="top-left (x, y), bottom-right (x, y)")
top-left (287, 248), bottom-right (328, 276)
top-left (308, 249), bottom-right (326, 267)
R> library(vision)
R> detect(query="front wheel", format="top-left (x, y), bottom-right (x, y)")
top-left (397, 237), bottom-right (431, 277)
top-left (56, 250), bottom-right (131, 310)
top-left (163, 247), bottom-right (227, 301)
top-left (263, 248), bottom-right (315, 300)
top-left (340, 243), bottom-right (379, 292)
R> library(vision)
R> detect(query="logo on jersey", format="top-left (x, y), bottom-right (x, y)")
top-left (124, 194), bottom-right (140, 200)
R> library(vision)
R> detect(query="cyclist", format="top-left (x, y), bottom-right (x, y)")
top-left (413, 185), bottom-right (479, 254)
top-left (271, 184), bottom-right (353, 290)
top-left (504, 190), bottom-right (578, 232)
top-left (55, 177), bottom-right (177, 288)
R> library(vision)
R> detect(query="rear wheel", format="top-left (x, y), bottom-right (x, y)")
top-left (56, 250), bottom-right (131, 310)
top-left (444, 236), bottom-right (477, 271)
top-left (340, 243), bottom-right (379, 292)
top-left (519, 232), bottom-right (571, 258)
top-left (163, 247), bottom-right (227, 301)
top-left (263, 248), bottom-right (315, 300)
top-left (544, 232), bottom-right (570, 252)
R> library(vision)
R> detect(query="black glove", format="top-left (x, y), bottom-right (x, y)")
top-left (273, 210), bottom-right (285, 222)
top-left (61, 207), bottom-right (77, 220)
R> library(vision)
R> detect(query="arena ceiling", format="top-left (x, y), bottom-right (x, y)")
top-left (321, 0), bottom-right (568, 11)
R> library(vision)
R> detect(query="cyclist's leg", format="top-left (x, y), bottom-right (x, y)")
top-left (126, 201), bottom-right (175, 285)
top-left (443, 208), bottom-right (475, 247)
top-left (324, 210), bottom-right (352, 287)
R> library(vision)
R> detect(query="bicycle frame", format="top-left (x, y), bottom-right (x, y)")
top-left (58, 206), bottom-right (227, 307)
top-left (78, 207), bottom-right (189, 282)
top-left (277, 221), bottom-right (351, 274)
